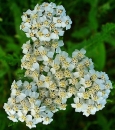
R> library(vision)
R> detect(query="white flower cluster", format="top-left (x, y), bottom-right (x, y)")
top-left (4, 2), bottom-right (112, 129)
top-left (4, 80), bottom-right (54, 128)
top-left (70, 50), bottom-right (112, 116)
top-left (20, 2), bottom-right (72, 41)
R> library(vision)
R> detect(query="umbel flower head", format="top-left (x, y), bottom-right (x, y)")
top-left (4, 2), bottom-right (112, 129)
top-left (4, 39), bottom-right (112, 128)
top-left (20, 2), bottom-right (72, 41)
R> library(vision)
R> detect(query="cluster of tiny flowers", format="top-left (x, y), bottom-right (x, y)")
top-left (70, 49), bottom-right (112, 116)
top-left (20, 2), bottom-right (72, 41)
top-left (4, 80), bottom-right (54, 128)
top-left (4, 2), bottom-right (112, 129)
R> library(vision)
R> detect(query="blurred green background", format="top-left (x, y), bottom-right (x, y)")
top-left (0, 0), bottom-right (115, 129)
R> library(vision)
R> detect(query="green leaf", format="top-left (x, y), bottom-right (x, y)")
top-left (8, 122), bottom-right (18, 127)
top-left (0, 46), bottom-right (5, 56)
top-left (0, 54), bottom-right (20, 66)
top-left (0, 47), bottom-right (9, 77)
top-left (15, 68), bottom-right (25, 78)
top-left (76, 23), bottom-right (115, 50)
top-left (105, 35), bottom-right (115, 46)
top-left (96, 113), bottom-right (112, 130)
top-left (72, 26), bottom-right (91, 39)
top-left (0, 35), bottom-right (21, 53)
top-left (86, 42), bottom-right (106, 70)
top-left (87, 0), bottom-right (98, 31)
top-left (6, 43), bottom-right (20, 52)
top-left (9, 3), bottom-right (27, 44)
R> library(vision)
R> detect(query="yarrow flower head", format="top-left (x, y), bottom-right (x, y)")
top-left (71, 70), bottom-right (112, 116)
top-left (4, 2), bottom-right (112, 129)
top-left (20, 2), bottom-right (72, 41)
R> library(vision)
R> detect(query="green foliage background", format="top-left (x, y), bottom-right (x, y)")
top-left (0, 0), bottom-right (115, 129)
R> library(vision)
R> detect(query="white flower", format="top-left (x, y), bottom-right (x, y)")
top-left (71, 97), bottom-right (88, 112)
top-left (38, 88), bottom-right (49, 97)
top-left (72, 48), bottom-right (86, 59)
top-left (82, 57), bottom-right (94, 70)
top-left (20, 22), bottom-right (31, 32)
top-left (55, 51), bottom-right (69, 64)
top-left (80, 74), bottom-right (92, 88)
top-left (31, 104), bottom-right (46, 116)
top-left (25, 29), bottom-right (37, 41)
top-left (20, 2), bottom-right (72, 41)
top-left (50, 40), bottom-right (64, 53)
top-left (50, 58), bottom-right (60, 74)
top-left (42, 110), bottom-right (53, 125)
top-left (29, 92), bottom-right (39, 99)
top-left (16, 92), bottom-right (26, 103)
top-left (21, 54), bottom-right (40, 71)
top-left (53, 17), bottom-right (66, 28)
top-left (3, 103), bottom-right (14, 115)
top-left (100, 72), bottom-right (109, 81)
top-left (34, 4), bottom-right (44, 16)
top-left (37, 28), bottom-right (51, 41)
top-left (89, 69), bottom-right (100, 81)
top-left (17, 111), bottom-right (27, 122)
top-left (56, 5), bottom-right (66, 16)
top-left (76, 87), bottom-right (85, 98)
top-left (67, 86), bottom-right (76, 98)
top-left (31, 62), bottom-right (39, 71)
top-left (39, 75), bottom-right (51, 88)
top-left (22, 40), bottom-right (32, 54)
top-left (62, 16), bottom-right (72, 30)
top-left (21, 100), bottom-right (31, 115)
top-left (11, 80), bottom-right (22, 90)
top-left (50, 28), bottom-right (64, 39)
top-left (26, 115), bottom-right (36, 129)
top-left (8, 97), bottom-right (16, 105)
top-left (37, 46), bottom-right (49, 61)
top-left (8, 114), bottom-right (18, 122)
top-left (105, 80), bottom-right (112, 89)
top-left (58, 103), bottom-right (67, 110)
top-left (73, 72), bottom-right (79, 78)
top-left (33, 114), bottom-right (43, 124)
top-left (22, 81), bottom-right (37, 96)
